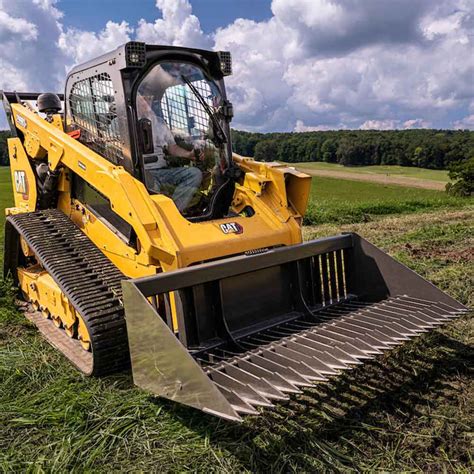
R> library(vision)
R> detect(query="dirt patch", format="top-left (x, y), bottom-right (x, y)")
top-left (297, 167), bottom-right (446, 190)
top-left (403, 242), bottom-right (474, 263)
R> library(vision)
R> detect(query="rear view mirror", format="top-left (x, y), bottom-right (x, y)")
top-left (138, 118), bottom-right (154, 154)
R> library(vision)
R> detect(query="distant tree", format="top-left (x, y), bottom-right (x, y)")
top-left (254, 140), bottom-right (278, 162)
top-left (321, 139), bottom-right (337, 163)
top-left (336, 140), bottom-right (367, 166)
top-left (229, 129), bottom-right (474, 170)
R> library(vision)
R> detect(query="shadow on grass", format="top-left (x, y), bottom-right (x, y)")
top-left (165, 328), bottom-right (472, 471)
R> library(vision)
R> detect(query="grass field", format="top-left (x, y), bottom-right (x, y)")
top-left (1, 165), bottom-right (473, 471)
top-left (305, 175), bottom-right (467, 225)
top-left (293, 162), bottom-right (450, 182)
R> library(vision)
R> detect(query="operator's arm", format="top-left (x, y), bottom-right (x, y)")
top-left (167, 143), bottom-right (203, 161)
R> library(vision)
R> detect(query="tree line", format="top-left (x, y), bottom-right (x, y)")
top-left (1, 128), bottom-right (472, 195)
top-left (232, 129), bottom-right (474, 170)
top-left (1, 128), bottom-right (472, 170)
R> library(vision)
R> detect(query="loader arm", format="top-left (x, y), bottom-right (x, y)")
top-left (8, 102), bottom-right (312, 272)
top-left (9, 103), bottom-right (177, 265)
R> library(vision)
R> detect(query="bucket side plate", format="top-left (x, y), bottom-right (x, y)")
top-left (122, 280), bottom-right (242, 422)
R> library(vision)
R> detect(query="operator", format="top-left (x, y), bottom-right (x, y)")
top-left (136, 66), bottom-right (203, 212)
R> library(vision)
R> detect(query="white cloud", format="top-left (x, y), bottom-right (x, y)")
top-left (0, 58), bottom-right (29, 90)
top-left (0, 0), bottom-right (472, 132)
top-left (58, 21), bottom-right (133, 66)
top-left (403, 119), bottom-right (432, 129)
top-left (0, 10), bottom-right (38, 40)
top-left (0, 0), bottom-right (67, 93)
top-left (216, 0), bottom-right (474, 131)
top-left (359, 119), bottom-right (400, 130)
top-left (136, 0), bottom-right (211, 49)
top-left (359, 118), bottom-right (433, 130)
top-left (294, 120), bottom-right (347, 132)
top-left (214, 17), bottom-right (295, 130)
top-left (31, 0), bottom-right (62, 19)
top-left (453, 114), bottom-right (474, 130)
top-left (422, 11), bottom-right (466, 40)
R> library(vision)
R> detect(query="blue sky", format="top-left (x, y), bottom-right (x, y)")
top-left (0, 0), bottom-right (473, 131)
top-left (60, 0), bottom-right (273, 34)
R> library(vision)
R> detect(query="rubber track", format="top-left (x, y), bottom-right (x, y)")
top-left (7, 209), bottom-right (130, 376)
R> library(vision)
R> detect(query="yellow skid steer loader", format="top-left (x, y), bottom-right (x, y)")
top-left (3, 42), bottom-right (468, 421)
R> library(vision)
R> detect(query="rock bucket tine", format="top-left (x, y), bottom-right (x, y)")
top-left (263, 328), bottom-right (349, 370)
top-left (284, 338), bottom-right (350, 370)
top-left (341, 312), bottom-right (415, 341)
top-left (283, 338), bottom-right (340, 375)
top-left (293, 329), bottom-right (374, 360)
top-left (264, 326), bottom-right (362, 366)
top-left (344, 311), bottom-right (419, 339)
top-left (322, 308), bottom-right (411, 342)
top-left (341, 303), bottom-right (428, 330)
top-left (210, 371), bottom-right (274, 408)
top-left (328, 305), bottom-right (423, 340)
top-left (296, 336), bottom-right (364, 366)
top-left (220, 363), bottom-right (289, 401)
top-left (381, 302), bottom-right (451, 327)
top-left (234, 358), bottom-right (302, 394)
top-left (334, 320), bottom-right (404, 346)
top-left (397, 302), bottom-right (461, 322)
top-left (401, 296), bottom-right (470, 315)
top-left (254, 347), bottom-right (328, 382)
top-left (317, 326), bottom-right (387, 353)
top-left (245, 353), bottom-right (313, 387)
top-left (355, 304), bottom-right (438, 331)
top-left (341, 314), bottom-right (413, 341)
top-left (330, 320), bottom-right (400, 348)
top-left (274, 341), bottom-right (341, 375)
top-left (213, 383), bottom-right (259, 416)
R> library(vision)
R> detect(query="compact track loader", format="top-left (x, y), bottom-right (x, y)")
top-left (3, 42), bottom-right (469, 421)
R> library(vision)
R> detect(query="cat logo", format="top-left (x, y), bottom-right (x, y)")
top-left (220, 222), bottom-right (243, 235)
top-left (14, 170), bottom-right (28, 198)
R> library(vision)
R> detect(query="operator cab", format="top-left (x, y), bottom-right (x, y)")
top-left (65, 42), bottom-right (236, 221)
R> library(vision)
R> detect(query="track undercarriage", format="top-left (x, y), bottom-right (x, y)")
top-left (5, 209), bottom-right (129, 375)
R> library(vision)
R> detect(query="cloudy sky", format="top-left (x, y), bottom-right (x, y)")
top-left (0, 0), bottom-right (473, 131)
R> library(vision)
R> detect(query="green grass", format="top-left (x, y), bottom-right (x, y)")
top-left (0, 168), bottom-right (12, 256)
top-left (305, 176), bottom-right (469, 225)
top-left (0, 165), bottom-right (473, 471)
top-left (293, 162), bottom-right (450, 182)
